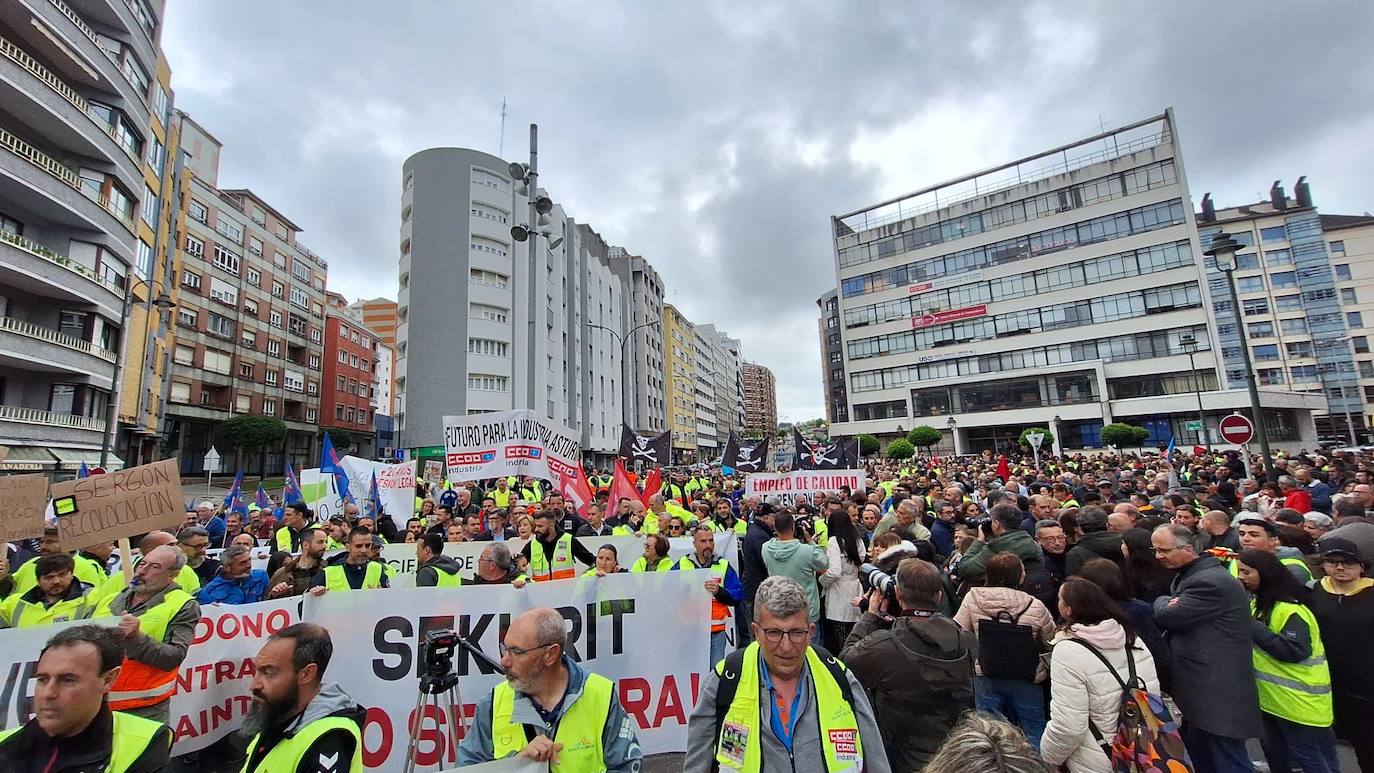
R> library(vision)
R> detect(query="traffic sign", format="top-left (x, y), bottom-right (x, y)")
top-left (1025, 432), bottom-right (1046, 450)
top-left (1218, 414), bottom-right (1254, 445)
top-left (1185, 420), bottom-right (1203, 431)
top-left (203, 447), bottom-right (222, 473)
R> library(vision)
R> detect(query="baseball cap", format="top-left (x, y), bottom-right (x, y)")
top-left (1318, 537), bottom-right (1361, 562)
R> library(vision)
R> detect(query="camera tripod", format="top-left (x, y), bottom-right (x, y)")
top-left (402, 665), bottom-right (465, 773)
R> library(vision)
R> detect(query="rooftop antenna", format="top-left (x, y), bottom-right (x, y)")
top-left (498, 98), bottom-right (507, 157)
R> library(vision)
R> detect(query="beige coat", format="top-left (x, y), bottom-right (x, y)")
top-left (953, 585), bottom-right (1057, 681)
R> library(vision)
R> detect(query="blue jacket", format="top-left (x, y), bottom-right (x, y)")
top-left (930, 519), bottom-right (956, 558)
top-left (1307, 480), bottom-right (1332, 513)
top-left (204, 514), bottom-right (227, 546)
top-left (196, 569), bottom-right (269, 605)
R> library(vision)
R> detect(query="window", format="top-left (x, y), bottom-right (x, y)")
top-left (1252, 344), bottom-right (1280, 361)
top-left (238, 362), bottom-right (253, 379)
top-left (1349, 312), bottom-right (1364, 328)
top-left (169, 382), bottom-right (190, 403)
top-left (1260, 226), bottom-right (1287, 243)
top-left (470, 203), bottom-right (509, 223)
top-left (1330, 240), bottom-right (1346, 256)
top-left (1280, 317), bottom-right (1308, 335)
top-left (246, 268), bottom-right (260, 286)
top-left (209, 277), bottom-right (238, 306)
top-left (292, 260), bottom-right (311, 283)
top-left (335, 404), bottom-right (345, 420)
top-left (336, 375), bottom-right (346, 391)
top-left (311, 328), bottom-right (322, 344)
top-left (1265, 249), bottom-right (1293, 266)
top-left (244, 298), bottom-right (259, 316)
top-left (1275, 295), bottom-right (1303, 312)
top-left (1242, 298), bottom-right (1269, 316)
top-left (1291, 365), bottom-right (1319, 381)
top-left (1286, 341), bottom-right (1314, 358)
top-left (181, 270), bottom-right (201, 290)
top-left (213, 244), bottom-right (240, 275)
top-left (248, 237), bottom-right (263, 256)
top-left (177, 308), bottom-right (197, 328)
top-left (1257, 368), bottom-right (1285, 386)
top-left (360, 335), bottom-right (370, 348)
top-left (307, 381), bottom-right (318, 395)
top-left (1247, 321), bottom-right (1274, 339)
top-left (234, 394), bottom-right (251, 413)
top-left (141, 186), bottom-right (159, 227)
top-left (1335, 264), bottom-right (1352, 281)
top-left (1355, 336), bottom-right (1369, 354)
top-left (309, 354), bottom-right (320, 368)
top-left (349, 354), bottom-right (359, 367)
top-left (467, 338), bottom-right (509, 357)
top-left (1236, 276), bottom-right (1265, 294)
top-left (471, 237), bottom-right (509, 256)
top-left (472, 169), bottom-right (508, 190)
top-left (1270, 271), bottom-right (1297, 289)
top-left (350, 331), bottom-right (359, 343)
top-left (1361, 361), bottom-right (1374, 379)
top-left (269, 310), bottom-right (282, 327)
top-left (189, 200), bottom-right (207, 223)
top-left (216, 216), bottom-right (243, 243)
top-left (467, 374), bottom-right (509, 391)
top-left (242, 329), bottom-right (256, 348)
top-left (262, 399), bottom-right (276, 416)
top-left (271, 281), bottom-right (284, 298)
top-left (134, 240), bottom-right (153, 281)
top-left (185, 235), bottom-right (204, 259)
top-left (337, 350), bottom-right (347, 363)
top-left (338, 325), bottom-right (349, 339)
top-left (289, 287), bottom-right (309, 309)
top-left (469, 269), bottom-right (508, 289)
top-left (207, 312), bottom-right (235, 339)
top-left (1235, 253), bottom-right (1260, 271)
top-left (147, 137), bottom-right (165, 176)
top-left (173, 344), bottom-right (194, 365)
top-left (348, 378), bottom-right (358, 395)
top-left (267, 339), bottom-right (281, 357)
top-left (306, 408), bottom-right (316, 423)
top-left (203, 349), bottom-right (232, 375)
top-left (265, 370), bottom-right (278, 386)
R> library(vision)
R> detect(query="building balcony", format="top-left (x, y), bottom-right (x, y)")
top-left (0, 314), bottom-right (116, 381)
top-left (0, 403), bottom-right (105, 446)
top-left (24, 0), bottom-right (155, 121)
top-left (66, 0), bottom-right (158, 83)
top-left (0, 126), bottom-right (136, 237)
top-left (0, 34), bottom-right (142, 190)
top-left (0, 227), bottom-right (123, 314)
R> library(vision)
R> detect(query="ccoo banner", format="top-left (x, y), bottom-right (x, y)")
top-left (442, 409), bottom-right (582, 484)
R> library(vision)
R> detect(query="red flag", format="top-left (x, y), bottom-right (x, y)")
top-left (996, 454), bottom-right (1011, 481)
top-left (1192, 445), bottom-right (1207, 457)
top-left (930, 455), bottom-right (941, 468)
top-left (610, 459), bottom-right (641, 509)
top-left (557, 464), bottom-right (595, 517)
top-left (640, 468), bottom-right (663, 502)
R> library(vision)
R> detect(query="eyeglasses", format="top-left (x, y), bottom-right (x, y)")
top-left (1320, 558), bottom-right (1359, 567)
top-left (1152, 545), bottom-right (1186, 555)
top-left (499, 642), bottom-right (557, 658)
top-left (758, 627), bottom-right (810, 645)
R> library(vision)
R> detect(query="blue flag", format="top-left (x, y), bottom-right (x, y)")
top-left (229, 490), bottom-right (250, 517)
top-left (78, 462), bottom-right (91, 479)
top-left (254, 483), bottom-right (273, 510)
top-left (1165, 435), bottom-right (1176, 457)
top-left (283, 463), bottom-right (304, 505)
top-left (222, 469), bottom-right (244, 510)
top-left (369, 470), bottom-right (382, 517)
top-left (321, 433), bottom-right (351, 503)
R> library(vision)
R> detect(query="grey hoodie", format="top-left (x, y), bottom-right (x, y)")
top-left (243, 682), bottom-right (366, 772)
top-left (762, 538), bottom-right (829, 623)
top-left (416, 554), bottom-right (464, 586)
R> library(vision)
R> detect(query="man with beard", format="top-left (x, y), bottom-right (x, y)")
top-left (0, 625), bottom-right (172, 770)
top-left (520, 512), bottom-right (596, 582)
top-left (315, 528), bottom-right (389, 591)
top-left (176, 526), bottom-right (220, 587)
top-left (267, 528), bottom-right (330, 599)
top-left (457, 608), bottom-right (642, 770)
top-left (242, 624), bottom-right (366, 773)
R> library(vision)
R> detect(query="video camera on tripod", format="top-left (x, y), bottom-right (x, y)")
top-left (403, 628), bottom-right (504, 773)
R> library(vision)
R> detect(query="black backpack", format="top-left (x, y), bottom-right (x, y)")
top-left (976, 599), bottom-right (1040, 681)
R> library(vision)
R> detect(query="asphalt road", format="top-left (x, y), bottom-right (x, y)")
top-left (643, 753), bottom-right (685, 772)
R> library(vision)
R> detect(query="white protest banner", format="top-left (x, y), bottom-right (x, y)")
top-left (303, 572), bottom-right (710, 771)
top-left (438, 758), bottom-right (543, 773)
top-left (442, 409), bottom-right (581, 485)
top-left (301, 467), bottom-right (340, 520)
top-left (0, 598), bottom-right (300, 754)
top-left (335, 456), bottom-right (417, 518)
top-left (743, 469), bottom-right (867, 505)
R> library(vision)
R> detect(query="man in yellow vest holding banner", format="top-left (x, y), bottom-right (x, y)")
top-left (521, 512), bottom-right (596, 581)
top-left (457, 607), bottom-right (643, 771)
top-left (0, 625), bottom-right (172, 771)
top-left (675, 526), bottom-right (743, 668)
top-left (684, 575), bottom-right (890, 773)
top-left (315, 528), bottom-right (388, 591)
top-left (415, 533), bottom-right (463, 587)
top-left (241, 623), bottom-right (367, 773)
top-left (93, 545), bottom-right (201, 725)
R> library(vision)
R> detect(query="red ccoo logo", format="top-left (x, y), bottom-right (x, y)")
top-left (505, 445), bottom-right (543, 460)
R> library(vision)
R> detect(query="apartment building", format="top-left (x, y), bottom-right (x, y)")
top-left (569, 222), bottom-right (626, 467)
top-left (0, 0), bottom-right (171, 474)
top-left (1198, 180), bottom-right (1374, 444)
top-left (717, 332), bottom-right (747, 435)
top-left (816, 289), bottom-right (848, 424)
top-left (663, 303), bottom-right (696, 461)
top-left (610, 247), bottom-right (667, 434)
top-left (163, 113), bottom-right (329, 474)
top-left (826, 110), bottom-right (1322, 453)
top-left (742, 362), bottom-right (777, 436)
top-left (323, 309), bottom-right (377, 457)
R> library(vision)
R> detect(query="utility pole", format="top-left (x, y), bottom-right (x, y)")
top-left (525, 124), bottom-right (538, 411)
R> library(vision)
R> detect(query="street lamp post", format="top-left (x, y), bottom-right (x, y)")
top-left (1205, 232), bottom-right (1273, 478)
top-left (101, 284), bottom-right (176, 469)
top-left (945, 416), bottom-right (957, 457)
top-left (588, 320), bottom-right (661, 429)
top-left (1316, 364), bottom-right (1359, 447)
top-left (1179, 333), bottom-right (1208, 451)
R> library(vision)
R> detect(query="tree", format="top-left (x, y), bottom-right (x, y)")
top-left (906, 425), bottom-right (943, 449)
top-left (1100, 422), bottom-right (1150, 449)
top-left (223, 415), bottom-right (287, 472)
top-left (320, 427), bottom-right (353, 452)
top-left (886, 439), bottom-right (915, 460)
top-left (1017, 427), bottom-right (1055, 450)
top-left (857, 434), bottom-right (881, 456)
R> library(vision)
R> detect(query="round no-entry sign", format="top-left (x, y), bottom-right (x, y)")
top-left (1219, 414), bottom-right (1254, 445)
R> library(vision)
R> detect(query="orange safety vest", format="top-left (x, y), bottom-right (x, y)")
top-left (93, 588), bottom-right (195, 711)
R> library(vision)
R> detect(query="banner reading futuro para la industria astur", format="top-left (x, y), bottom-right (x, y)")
top-left (443, 408), bottom-right (582, 483)
top-left (743, 469), bottom-right (867, 505)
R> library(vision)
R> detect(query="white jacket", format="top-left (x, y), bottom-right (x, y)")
top-left (1040, 620), bottom-right (1161, 773)
top-left (819, 536), bottom-right (866, 623)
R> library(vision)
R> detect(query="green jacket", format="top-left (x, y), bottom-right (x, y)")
top-left (956, 529), bottom-right (1044, 585)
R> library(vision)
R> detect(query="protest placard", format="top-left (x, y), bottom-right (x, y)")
top-left (743, 469), bottom-right (867, 505)
top-left (48, 458), bottom-right (185, 548)
top-left (0, 473), bottom-right (47, 542)
top-left (442, 409), bottom-right (581, 484)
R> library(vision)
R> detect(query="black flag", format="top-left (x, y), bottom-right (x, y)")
top-left (618, 425), bottom-right (671, 467)
top-left (736, 436), bottom-right (769, 472)
top-left (794, 426), bottom-right (849, 470)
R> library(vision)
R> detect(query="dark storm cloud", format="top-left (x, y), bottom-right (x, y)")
top-left (162, 1), bottom-right (1374, 420)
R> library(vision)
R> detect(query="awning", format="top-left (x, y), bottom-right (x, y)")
top-left (48, 448), bottom-right (125, 471)
top-left (0, 446), bottom-right (57, 471)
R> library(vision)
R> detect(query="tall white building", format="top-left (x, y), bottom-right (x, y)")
top-left (827, 109), bottom-right (1322, 453)
top-left (610, 247), bottom-right (666, 434)
top-left (569, 222), bottom-right (627, 466)
top-left (693, 325), bottom-right (719, 456)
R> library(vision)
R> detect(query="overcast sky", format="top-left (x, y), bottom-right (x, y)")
top-left (162, 1), bottom-right (1374, 423)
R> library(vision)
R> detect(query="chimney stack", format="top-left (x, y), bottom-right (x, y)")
top-left (1270, 180), bottom-right (1287, 211)
top-left (1295, 176), bottom-right (1313, 208)
top-left (1200, 193), bottom-right (1216, 222)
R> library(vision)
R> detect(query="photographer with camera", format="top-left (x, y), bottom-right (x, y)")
top-left (954, 503), bottom-right (1046, 588)
top-left (840, 557), bottom-right (975, 773)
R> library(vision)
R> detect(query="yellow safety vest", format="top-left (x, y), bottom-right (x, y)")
top-left (0, 711), bottom-right (168, 773)
top-left (275, 522), bottom-right (322, 552)
top-left (93, 589), bottom-right (196, 711)
top-left (520, 486), bottom-right (543, 503)
top-left (422, 563), bottom-right (463, 588)
top-left (630, 556), bottom-right (674, 573)
top-left (528, 533), bottom-right (576, 581)
top-left (715, 642), bottom-right (862, 772)
top-left (6, 555), bottom-right (105, 599)
top-left (322, 562), bottom-right (384, 591)
top-left (678, 556), bottom-right (730, 632)
top-left (490, 672), bottom-right (614, 773)
top-left (708, 519), bottom-right (748, 536)
top-left (1252, 600), bottom-right (1332, 727)
top-left (493, 489), bottom-right (512, 507)
top-left (241, 716), bottom-right (363, 773)
top-left (0, 588), bottom-right (93, 628)
top-left (92, 564), bottom-right (200, 608)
